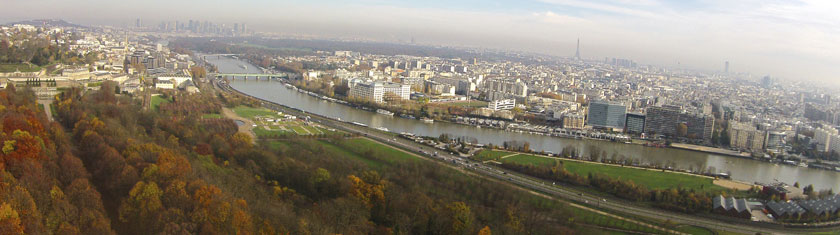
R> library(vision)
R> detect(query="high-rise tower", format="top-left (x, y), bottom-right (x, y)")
top-left (574, 38), bottom-right (581, 60)
top-left (725, 61), bottom-right (729, 73)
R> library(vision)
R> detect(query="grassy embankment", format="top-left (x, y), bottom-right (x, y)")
top-left (476, 149), bottom-right (728, 192)
top-left (151, 95), bottom-right (172, 111)
top-left (232, 105), bottom-right (337, 137)
top-left (0, 63), bottom-right (41, 72)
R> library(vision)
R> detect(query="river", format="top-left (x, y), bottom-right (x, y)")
top-left (204, 54), bottom-right (840, 192)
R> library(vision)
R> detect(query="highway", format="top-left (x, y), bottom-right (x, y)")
top-left (215, 78), bottom-right (834, 235)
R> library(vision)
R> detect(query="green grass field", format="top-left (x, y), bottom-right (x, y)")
top-left (151, 95), bottom-right (172, 111)
top-left (485, 150), bottom-right (727, 192)
top-left (568, 206), bottom-right (661, 234)
top-left (0, 64), bottom-right (41, 73)
top-left (502, 154), bottom-right (560, 166)
top-left (317, 140), bottom-right (384, 168)
top-left (341, 138), bottom-right (417, 163)
top-left (254, 128), bottom-right (289, 138)
top-left (473, 149), bottom-right (513, 161)
top-left (232, 105), bottom-right (278, 119)
top-left (675, 225), bottom-right (715, 235)
top-left (448, 100), bottom-right (488, 108)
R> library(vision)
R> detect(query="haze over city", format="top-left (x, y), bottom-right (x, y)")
top-left (4, 1), bottom-right (840, 234)
top-left (2, 0), bottom-right (839, 83)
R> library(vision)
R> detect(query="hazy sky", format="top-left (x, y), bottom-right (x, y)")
top-left (3, 0), bottom-right (839, 83)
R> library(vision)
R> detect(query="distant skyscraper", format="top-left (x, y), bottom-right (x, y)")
top-left (136, 18), bottom-right (142, 28)
top-left (725, 61), bottom-right (729, 73)
top-left (761, 76), bottom-right (773, 88)
top-left (242, 23), bottom-right (247, 34)
top-left (574, 38), bottom-right (581, 60)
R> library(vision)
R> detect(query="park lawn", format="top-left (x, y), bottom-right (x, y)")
top-left (254, 128), bottom-right (289, 138)
top-left (473, 149), bottom-right (512, 161)
top-left (317, 140), bottom-right (384, 168)
top-left (303, 126), bottom-right (323, 134)
top-left (501, 154), bottom-right (560, 166)
top-left (232, 105), bottom-right (277, 119)
top-left (449, 100), bottom-right (488, 108)
top-left (151, 95), bottom-right (172, 111)
top-left (568, 206), bottom-right (661, 234)
top-left (201, 113), bottom-right (223, 119)
top-left (316, 127), bottom-right (338, 135)
top-left (266, 141), bottom-right (291, 151)
top-left (498, 152), bottom-right (727, 192)
top-left (560, 158), bottom-right (726, 192)
top-left (0, 64), bottom-right (41, 72)
top-left (341, 138), bottom-right (417, 163)
top-left (675, 225), bottom-right (715, 235)
top-left (290, 126), bottom-right (310, 135)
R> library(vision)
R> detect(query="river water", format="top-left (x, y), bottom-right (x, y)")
top-left (205, 54), bottom-right (840, 191)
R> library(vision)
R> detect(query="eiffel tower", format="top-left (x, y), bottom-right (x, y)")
top-left (574, 38), bottom-right (581, 60)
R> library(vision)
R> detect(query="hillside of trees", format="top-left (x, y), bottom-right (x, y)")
top-left (0, 31), bottom-right (97, 67)
top-left (0, 81), bottom-right (619, 234)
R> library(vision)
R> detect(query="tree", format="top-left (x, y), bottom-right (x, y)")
top-left (231, 132), bottom-right (253, 149)
top-left (478, 226), bottom-right (492, 235)
top-left (445, 201), bottom-right (473, 235)
top-left (676, 123), bottom-right (688, 137)
top-left (118, 181), bottom-right (164, 233)
top-left (719, 128), bottom-right (730, 147)
top-left (190, 66), bottom-right (207, 79)
top-left (0, 203), bottom-right (24, 235)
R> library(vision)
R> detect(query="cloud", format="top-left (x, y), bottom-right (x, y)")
top-left (531, 11), bottom-right (589, 25)
top-left (536, 0), bottom-right (666, 19)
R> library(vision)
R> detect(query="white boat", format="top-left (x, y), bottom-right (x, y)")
top-left (376, 109), bottom-right (394, 116)
top-left (239, 64), bottom-right (247, 70)
top-left (421, 117), bottom-right (434, 123)
top-left (375, 127), bottom-right (390, 132)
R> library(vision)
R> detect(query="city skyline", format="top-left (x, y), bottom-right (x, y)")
top-left (2, 0), bottom-right (839, 84)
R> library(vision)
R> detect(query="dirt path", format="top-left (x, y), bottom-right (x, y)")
top-left (222, 107), bottom-right (257, 144)
top-left (714, 179), bottom-right (755, 191)
top-left (499, 153), bottom-right (519, 159)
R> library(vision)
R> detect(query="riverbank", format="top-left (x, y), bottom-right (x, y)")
top-left (670, 143), bottom-right (751, 158)
top-left (473, 149), bottom-right (753, 192)
top-left (210, 54), bottom-right (840, 192)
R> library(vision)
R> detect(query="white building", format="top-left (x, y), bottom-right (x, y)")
top-left (814, 127), bottom-right (838, 152)
top-left (488, 99), bottom-right (516, 111)
top-left (349, 81), bottom-right (410, 103)
top-left (155, 80), bottom-right (174, 89)
top-left (157, 76), bottom-right (192, 87)
top-left (484, 78), bottom-right (528, 98)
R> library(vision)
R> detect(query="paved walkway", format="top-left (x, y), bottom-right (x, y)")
top-left (38, 100), bottom-right (54, 122)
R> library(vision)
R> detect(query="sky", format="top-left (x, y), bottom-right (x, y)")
top-left (2, 0), bottom-right (839, 83)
